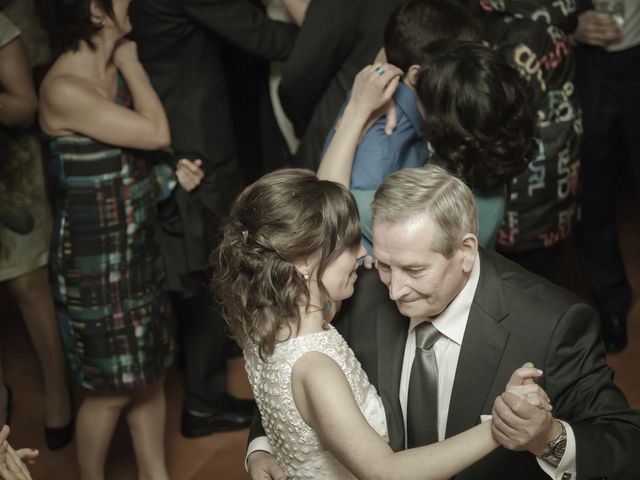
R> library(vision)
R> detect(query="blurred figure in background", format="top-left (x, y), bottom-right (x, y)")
top-left (573, 0), bottom-right (640, 353)
top-left (0, 5), bottom-right (71, 450)
top-left (279, 0), bottom-right (407, 170)
top-left (129, 0), bottom-right (297, 439)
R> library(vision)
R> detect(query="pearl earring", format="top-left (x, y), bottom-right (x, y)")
top-left (303, 272), bottom-right (310, 280)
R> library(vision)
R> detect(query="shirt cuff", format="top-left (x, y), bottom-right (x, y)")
top-left (245, 436), bottom-right (275, 472)
top-left (536, 420), bottom-right (577, 480)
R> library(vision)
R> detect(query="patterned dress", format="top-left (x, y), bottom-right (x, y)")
top-left (244, 326), bottom-right (388, 479)
top-left (48, 75), bottom-right (173, 391)
top-left (0, 14), bottom-right (52, 280)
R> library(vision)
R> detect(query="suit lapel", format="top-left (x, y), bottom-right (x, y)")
top-left (446, 250), bottom-right (510, 438)
top-left (376, 301), bottom-right (409, 451)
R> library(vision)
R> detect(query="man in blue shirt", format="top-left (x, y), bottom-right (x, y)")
top-left (325, 81), bottom-right (426, 193)
top-left (321, 0), bottom-right (480, 252)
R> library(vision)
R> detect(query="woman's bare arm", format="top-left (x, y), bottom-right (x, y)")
top-left (0, 37), bottom-right (37, 128)
top-left (316, 63), bottom-right (401, 187)
top-left (39, 41), bottom-right (170, 150)
top-left (292, 351), bottom-right (499, 480)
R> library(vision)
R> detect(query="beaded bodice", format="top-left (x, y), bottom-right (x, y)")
top-left (245, 326), bottom-right (388, 479)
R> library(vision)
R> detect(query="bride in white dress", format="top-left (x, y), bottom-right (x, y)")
top-left (212, 169), bottom-right (547, 480)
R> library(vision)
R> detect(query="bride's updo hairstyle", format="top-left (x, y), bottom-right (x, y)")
top-left (212, 169), bottom-right (361, 360)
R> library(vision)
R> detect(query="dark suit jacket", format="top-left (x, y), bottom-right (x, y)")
top-left (279, 0), bottom-right (406, 170)
top-left (130, 0), bottom-right (297, 293)
top-left (250, 249), bottom-right (640, 479)
top-left (336, 250), bottom-right (640, 479)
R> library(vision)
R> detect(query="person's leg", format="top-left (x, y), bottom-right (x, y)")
top-left (617, 44), bottom-right (640, 205)
top-left (575, 47), bottom-right (631, 341)
top-left (76, 390), bottom-right (132, 480)
top-left (5, 267), bottom-right (70, 428)
top-left (0, 359), bottom-right (8, 426)
top-left (177, 283), bottom-right (254, 437)
top-left (176, 286), bottom-right (227, 415)
top-left (125, 378), bottom-right (169, 480)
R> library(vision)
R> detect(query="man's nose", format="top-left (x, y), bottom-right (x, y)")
top-left (388, 270), bottom-right (408, 300)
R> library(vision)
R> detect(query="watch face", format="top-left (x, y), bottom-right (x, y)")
top-left (553, 439), bottom-right (567, 459)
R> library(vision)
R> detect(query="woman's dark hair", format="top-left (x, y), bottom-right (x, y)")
top-left (384, 0), bottom-right (480, 73)
top-left (211, 169), bottom-right (361, 360)
top-left (42, 0), bottom-right (115, 54)
top-left (417, 39), bottom-right (537, 190)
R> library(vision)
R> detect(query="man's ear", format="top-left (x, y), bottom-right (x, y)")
top-left (458, 233), bottom-right (478, 273)
top-left (405, 64), bottom-right (421, 88)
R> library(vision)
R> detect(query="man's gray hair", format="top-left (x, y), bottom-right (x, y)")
top-left (372, 164), bottom-right (478, 258)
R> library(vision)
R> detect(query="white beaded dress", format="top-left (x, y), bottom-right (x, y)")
top-left (244, 326), bottom-right (388, 480)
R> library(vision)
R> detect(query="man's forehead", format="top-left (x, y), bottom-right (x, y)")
top-left (373, 214), bottom-right (437, 244)
top-left (373, 216), bottom-right (439, 264)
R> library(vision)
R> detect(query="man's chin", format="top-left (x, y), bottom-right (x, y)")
top-left (395, 300), bottom-right (423, 315)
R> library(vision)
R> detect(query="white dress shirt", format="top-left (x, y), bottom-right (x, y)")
top-left (248, 255), bottom-right (577, 479)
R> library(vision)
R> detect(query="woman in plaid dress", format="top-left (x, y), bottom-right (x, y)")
top-left (39, 0), bottom-right (202, 478)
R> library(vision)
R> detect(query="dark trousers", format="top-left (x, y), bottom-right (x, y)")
top-left (173, 284), bottom-right (242, 413)
top-left (574, 43), bottom-right (640, 316)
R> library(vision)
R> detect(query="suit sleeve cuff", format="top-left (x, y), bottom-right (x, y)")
top-left (536, 420), bottom-right (577, 479)
top-left (245, 436), bottom-right (275, 472)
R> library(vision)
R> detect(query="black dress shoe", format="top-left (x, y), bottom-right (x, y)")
top-left (601, 312), bottom-right (628, 354)
top-left (181, 394), bottom-right (255, 438)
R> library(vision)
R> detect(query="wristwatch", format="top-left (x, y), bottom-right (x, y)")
top-left (540, 422), bottom-right (567, 467)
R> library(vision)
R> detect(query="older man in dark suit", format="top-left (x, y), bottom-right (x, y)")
top-left (129, 0), bottom-right (297, 438)
top-left (248, 165), bottom-right (640, 479)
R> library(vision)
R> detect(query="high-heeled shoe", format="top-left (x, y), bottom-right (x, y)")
top-left (44, 421), bottom-right (73, 450)
top-left (2, 384), bottom-right (12, 426)
top-left (44, 388), bottom-right (74, 450)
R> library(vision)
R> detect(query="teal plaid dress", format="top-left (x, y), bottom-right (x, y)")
top-left (49, 76), bottom-right (173, 391)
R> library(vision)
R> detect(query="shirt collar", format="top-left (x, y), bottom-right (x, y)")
top-left (393, 83), bottom-right (424, 138)
top-left (409, 254), bottom-right (481, 346)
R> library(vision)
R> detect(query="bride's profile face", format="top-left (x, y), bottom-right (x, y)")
top-left (320, 243), bottom-right (367, 302)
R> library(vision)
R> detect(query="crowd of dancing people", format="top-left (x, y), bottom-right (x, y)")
top-left (1, 0), bottom-right (639, 479)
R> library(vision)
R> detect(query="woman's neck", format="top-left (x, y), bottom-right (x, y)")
top-left (62, 34), bottom-right (118, 82)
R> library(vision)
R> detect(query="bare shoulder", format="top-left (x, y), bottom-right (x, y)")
top-left (40, 72), bottom-right (102, 105)
top-left (292, 350), bottom-right (344, 384)
top-left (39, 73), bottom-right (108, 135)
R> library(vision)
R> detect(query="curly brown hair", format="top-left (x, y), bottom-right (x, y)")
top-left (211, 169), bottom-right (361, 360)
top-left (417, 39), bottom-right (537, 190)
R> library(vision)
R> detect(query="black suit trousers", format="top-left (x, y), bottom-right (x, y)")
top-left (574, 43), bottom-right (640, 315)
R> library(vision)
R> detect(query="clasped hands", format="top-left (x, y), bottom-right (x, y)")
top-left (492, 363), bottom-right (563, 457)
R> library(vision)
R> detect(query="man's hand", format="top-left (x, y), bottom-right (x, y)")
top-left (247, 450), bottom-right (287, 480)
top-left (572, 10), bottom-right (622, 47)
top-left (491, 363), bottom-right (558, 454)
top-left (492, 391), bottom-right (562, 455)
